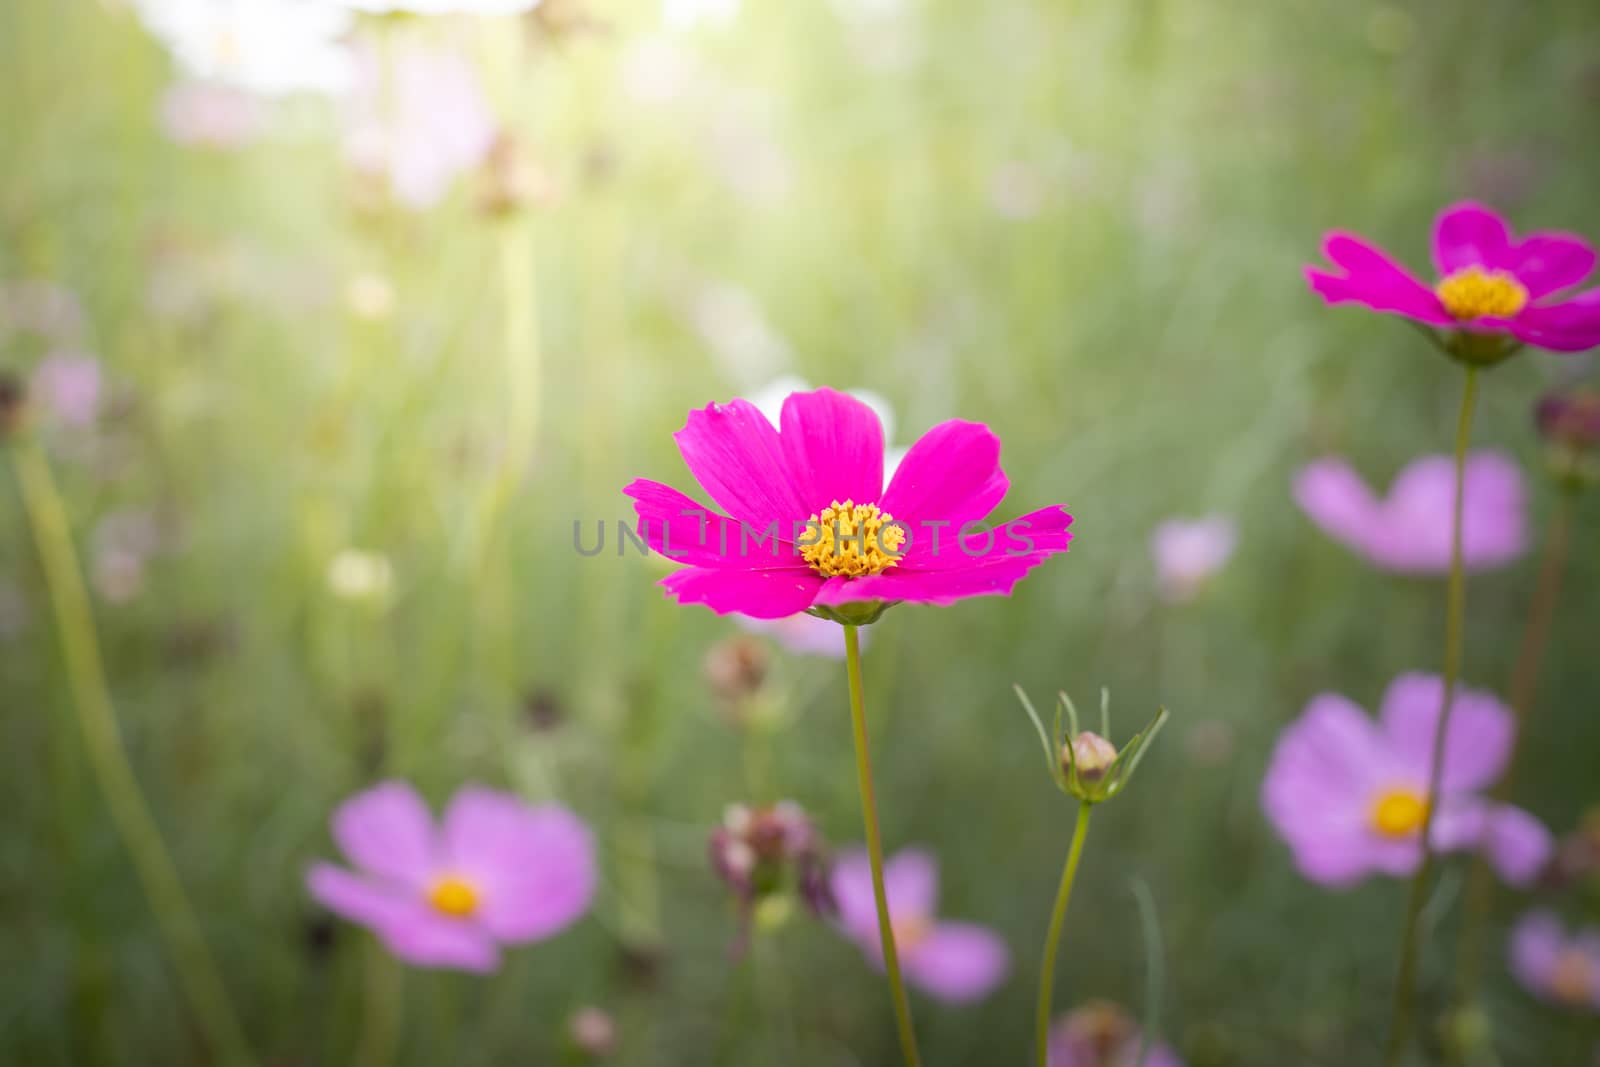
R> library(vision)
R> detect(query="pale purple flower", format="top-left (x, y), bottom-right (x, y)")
top-left (1150, 516), bottom-right (1235, 602)
top-left (159, 82), bottom-right (263, 148)
top-left (737, 612), bottom-right (852, 658)
top-left (831, 847), bottom-right (1009, 1004)
top-left (344, 42), bottom-right (498, 209)
top-left (306, 781), bottom-right (596, 972)
top-left (1510, 911), bottom-right (1600, 1011)
top-left (30, 355), bottom-right (101, 428)
top-left (1048, 1001), bottom-right (1184, 1067)
top-left (1294, 452), bottom-right (1526, 574)
top-left (1262, 674), bottom-right (1552, 888)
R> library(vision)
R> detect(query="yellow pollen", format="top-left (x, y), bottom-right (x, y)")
top-left (1435, 266), bottom-right (1528, 321)
top-left (427, 876), bottom-right (481, 918)
top-left (1370, 789), bottom-right (1430, 838)
top-left (800, 500), bottom-right (906, 578)
top-left (1549, 950), bottom-right (1593, 1004)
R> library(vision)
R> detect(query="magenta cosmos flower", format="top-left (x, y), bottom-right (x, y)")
top-left (623, 388), bottom-right (1073, 620)
top-left (1510, 912), bottom-right (1600, 1012)
top-left (1262, 674), bottom-right (1551, 888)
top-left (1048, 1001), bottom-right (1183, 1067)
top-left (307, 781), bottom-right (596, 972)
top-left (1294, 452), bottom-right (1525, 574)
top-left (831, 847), bottom-right (1009, 1004)
top-left (1306, 201), bottom-right (1600, 356)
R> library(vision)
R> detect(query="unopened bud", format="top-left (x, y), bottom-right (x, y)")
top-left (1067, 731), bottom-right (1118, 782)
top-left (703, 635), bottom-right (769, 708)
top-left (568, 1006), bottom-right (617, 1058)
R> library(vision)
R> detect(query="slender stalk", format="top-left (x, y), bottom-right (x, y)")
top-left (1383, 366), bottom-right (1480, 1066)
top-left (842, 625), bottom-right (921, 1067)
top-left (1454, 487), bottom-right (1577, 1013)
top-left (1037, 802), bottom-right (1094, 1067)
top-left (8, 440), bottom-right (252, 1066)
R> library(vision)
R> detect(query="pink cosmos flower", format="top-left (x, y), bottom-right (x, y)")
top-left (1510, 911), bottom-right (1600, 1012)
top-left (30, 355), bottom-right (102, 428)
top-left (306, 781), bottom-right (596, 973)
top-left (1149, 516), bottom-right (1235, 602)
top-left (831, 847), bottom-right (1009, 1004)
top-left (1306, 201), bottom-right (1600, 354)
top-left (1293, 452), bottom-right (1526, 574)
top-left (1048, 1001), bottom-right (1184, 1067)
top-left (623, 388), bottom-right (1073, 619)
top-left (1262, 674), bottom-right (1552, 888)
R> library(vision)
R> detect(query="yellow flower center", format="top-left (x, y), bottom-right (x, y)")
top-left (426, 876), bottom-right (481, 918)
top-left (1435, 266), bottom-right (1528, 321)
top-left (890, 914), bottom-right (933, 950)
top-left (1550, 950), bottom-right (1593, 1005)
top-left (1370, 788), bottom-right (1430, 838)
top-left (800, 500), bottom-right (906, 578)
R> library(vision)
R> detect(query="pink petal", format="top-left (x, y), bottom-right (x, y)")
top-left (900, 505), bottom-right (1073, 571)
top-left (828, 849), bottom-right (880, 938)
top-left (1505, 232), bottom-right (1597, 298)
top-left (331, 781), bottom-right (438, 888)
top-left (879, 420), bottom-right (1009, 532)
top-left (1381, 452), bottom-right (1526, 572)
top-left (306, 863), bottom-right (418, 930)
top-left (1511, 287), bottom-right (1600, 353)
top-left (1377, 673), bottom-right (1513, 793)
top-left (1481, 805), bottom-right (1552, 888)
top-left (883, 848), bottom-right (939, 917)
top-left (673, 399), bottom-right (810, 532)
top-left (658, 565), bottom-right (823, 618)
top-left (811, 551), bottom-right (1061, 607)
top-left (1433, 201), bottom-right (1511, 276)
top-left (902, 922), bottom-right (1010, 1004)
top-left (830, 847), bottom-right (938, 944)
top-left (379, 908), bottom-right (501, 973)
top-left (1293, 459), bottom-right (1382, 557)
top-left (440, 789), bottom-right (597, 943)
top-left (1509, 911), bottom-right (1566, 999)
top-left (778, 388), bottom-right (885, 514)
top-left (1305, 234), bottom-right (1452, 326)
top-left (623, 479), bottom-right (795, 569)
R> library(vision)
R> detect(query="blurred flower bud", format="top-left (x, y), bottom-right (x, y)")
top-left (1546, 807), bottom-right (1600, 891)
top-left (567, 1006), bottom-right (617, 1058)
top-left (478, 134), bottom-right (557, 218)
top-left (703, 634), bottom-right (769, 709)
top-left (522, 687), bottom-right (566, 733)
top-left (1536, 385), bottom-right (1600, 490)
top-left (709, 801), bottom-right (832, 955)
top-left (0, 370), bottom-right (25, 438)
top-left (1067, 732), bottom-right (1117, 782)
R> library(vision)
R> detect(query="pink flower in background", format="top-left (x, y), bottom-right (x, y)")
top-left (1293, 452), bottom-right (1525, 574)
top-left (1305, 201), bottom-right (1600, 353)
top-left (1262, 674), bottom-right (1552, 888)
top-left (1510, 912), bottom-right (1600, 1011)
top-left (831, 847), bottom-right (1009, 1004)
top-left (737, 612), bottom-right (853, 657)
top-left (344, 43), bottom-right (498, 209)
top-left (623, 388), bottom-right (1072, 619)
top-left (307, 782), bottom-right (596, 973)
top-left (159, 82), bottom-right (263, 148)
top-left (30, 355), bottom-right (101, 428)
top-left (1150, 516), bottom-right (1235, 602)
top-left (1048, 1000), bottom-right (1183, 1067)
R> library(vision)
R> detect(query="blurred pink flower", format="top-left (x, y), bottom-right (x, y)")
top-left (344, 43), bottom-right (498, 209)
top-left (831, 847), bottom-right (1009, 1004)
top-left (30, 355), bottom-right (101, 428)
top-left (1149, 516), bottom-right (1235, 602)
top-left (1262, 674), bottom-right (1552, 888)
top-left (1048, 1001), bottom-right (1183, 1067)
top-left (736, 612), bottom-right (851, 657)
top-left (1293, 452), bottom-right (1525, 574)
top-left (307, 781), bottom-right (596, 972)
top-left (91, 511), bottom-right (164, 604)
top-left (1510, 911), bottom-right (1600, 1011)
top-left (159, 82), bottom-right (263, 148)
top-left (1305, 201), bottom-right (1600, 353)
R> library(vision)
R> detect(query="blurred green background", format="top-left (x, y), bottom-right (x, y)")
top-left (3, 0), bottom-right (1599, 1063)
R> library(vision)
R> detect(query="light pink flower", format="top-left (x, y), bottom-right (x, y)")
top-left (30, 355), bottom-right (101, 428)
top-left (1510, 911), bottom-right (1600, 1012)
top-left (736, 612), bottom-right (853, 657)
top-left (1305, 201), bottom-right (1600, 353)
top-left (1149, 516), bottom-right (1235, 602)
top-left (1262, 674), bottom-right (1552, 888)
top-left (344, 43), bottom-right (498, 209)
top-left (159, 82), bottom-right (263, 148)
top-left (1294, 452), bottom-right (1525, 574)
top-left (831, 847), bottom-right (1009, 1004)
top-left (307, 781), bottom-right (596, 973)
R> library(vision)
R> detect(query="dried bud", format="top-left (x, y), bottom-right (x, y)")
top-left (567, 1006), bottom-right (617, 1058)
top-left (1537, 386), bottom-right (1600, 449)
top-left (709, 801), bottom-right (832, 954)
top-left (1067, 731), bottom-right (1118, 782)
top-left (703, 635), bottom-right (770, 708)
top-left (0, 371), bottom-right (25, 438)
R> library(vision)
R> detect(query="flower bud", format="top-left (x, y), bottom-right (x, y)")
top-left (1535, 385), bottom-right (1600, 490)
top-left (1067, 731), bottom-right (1118, 782)
top-left (708, 801), bottom-right (832, 955)
top-left (703, 635), bottom-right (770, 710)
top-left (567, 1006), bottom-right (617, 1058)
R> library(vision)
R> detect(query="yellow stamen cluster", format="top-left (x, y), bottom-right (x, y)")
top-left (1370, 788), bottom-right (1429, 838)
top-left (1549, 950), bottom-right (1594, 1004)
top-left (799, 500), bottom-right (905, 578)
top-left (427, 876), bottom-right (481, 918)
top-left (1435, 266), bottom-right (1529, 321)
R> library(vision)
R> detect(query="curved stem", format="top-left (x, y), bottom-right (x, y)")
top-left (1037, 802), bottom-right (1094, 1067)
top-left (842, 625), bottom-right (922, 1067)
top-left (1383, 365), bottom-right (1480, 1067)
top-left (9, 441), bottom-right (252, 1066)
top-left (1453, 487), bottom-right (1576, 1016)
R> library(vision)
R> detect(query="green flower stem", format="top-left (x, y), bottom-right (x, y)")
top-left (1383, 365), bottom-right (1480, 1067)
top-left (9, 440), bottom-right (252, 1066)
top-left (1037, 801), bottom-right (1094, 1067)
top-left (1453, 486), bottom-right (1577, 1020)
top-left (843, 625), bottom-right (922, 1067)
